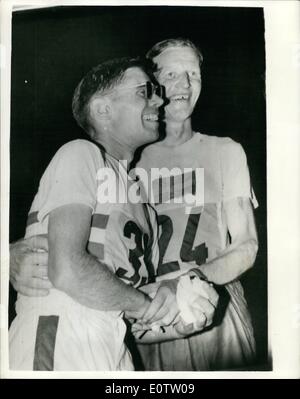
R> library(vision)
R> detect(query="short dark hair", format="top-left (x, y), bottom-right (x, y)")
top-left (146, 38), bottom-right (203, 66)
top-left (72, 57), bottom-right (151, 133)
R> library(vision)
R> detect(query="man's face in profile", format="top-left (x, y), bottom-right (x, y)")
top-left (108, 67), bottom-right (162, 148)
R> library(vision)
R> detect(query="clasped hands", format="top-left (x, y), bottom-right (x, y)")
top-left (125, 275), bottom-right (219, 339)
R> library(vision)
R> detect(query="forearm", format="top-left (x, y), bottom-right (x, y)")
top-left (48, 204), bottom-right (149, 313)
top-left (49, 251), bottom-right (148, 312)
top-left (197, 238), bottom-right (258, 285)
top-left (134, 324), bottom-right (184, 344)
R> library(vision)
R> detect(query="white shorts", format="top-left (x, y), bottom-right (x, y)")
top-left (9, 290), bottom-right (133, 371)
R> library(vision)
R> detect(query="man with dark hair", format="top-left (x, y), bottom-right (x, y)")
top-left (9, 57), bottom-right (165, 371)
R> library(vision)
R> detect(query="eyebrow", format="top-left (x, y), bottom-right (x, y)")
top-left (119, 81), bottom-right (149, 89)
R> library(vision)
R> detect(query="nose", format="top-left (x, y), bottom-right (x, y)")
top-left (149, 93), bottom-right (164, 107)
top-left (176, 72), bottom-right (191, 88)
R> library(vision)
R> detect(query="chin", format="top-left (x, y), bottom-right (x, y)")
top-left (167, 111), bottom-right (192, 122)
top-left (150, 130), bottom-right (159, 141)
top-left (143, 129), bottom-right (159, 143)
top-left (168, 105), bottom-right (193, 118)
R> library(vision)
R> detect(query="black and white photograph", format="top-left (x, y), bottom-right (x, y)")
top-left (1, 0), bottom-right (299, 379)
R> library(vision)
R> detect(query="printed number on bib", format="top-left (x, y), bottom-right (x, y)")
top-left (157, 212), bottom-right (208, 276)
top-left (116, 220), bottom-right (155, 286)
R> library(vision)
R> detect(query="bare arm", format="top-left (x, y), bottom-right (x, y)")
top-left (197, 197), bottom-right (258, 285)
top-left (132, 323), bottom-right (185, 344)
top-left (48, 203), bottom-right (149, 315)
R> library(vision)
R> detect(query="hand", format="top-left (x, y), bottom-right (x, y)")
top-left (173, 318), bottom-right (202, 337)
top-left (124, 293), bottom-right (151, 322)
top-left (137, 279), bottom-right (180, 330)
top-left (173, 297), bottom-right (215, 337)
top-left (174, 276), bottom-right (219, 336)
top-left (10, 235), bottom-right (52, 296)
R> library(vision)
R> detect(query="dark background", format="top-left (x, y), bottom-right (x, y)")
top-left (9, 6), bottom-right (268, 369)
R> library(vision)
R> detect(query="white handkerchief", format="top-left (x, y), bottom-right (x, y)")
top-left (176, 275), bottom-right (210, 324)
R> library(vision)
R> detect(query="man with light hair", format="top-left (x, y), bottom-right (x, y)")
top-left (134, 38), bottom-right (258, 370)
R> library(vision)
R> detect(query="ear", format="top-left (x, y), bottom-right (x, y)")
top-left (89, 97), bottom-right (112, 122)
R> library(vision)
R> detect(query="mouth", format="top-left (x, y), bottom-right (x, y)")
top-left (170, 94), bottom-right (190, 102)
top-left (142, 113), bottom-right (159, 122)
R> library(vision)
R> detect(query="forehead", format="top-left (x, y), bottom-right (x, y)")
top-left (121, 67), bottom-right (149, 86)
top-left (154, 46), bottom-right (199, 70)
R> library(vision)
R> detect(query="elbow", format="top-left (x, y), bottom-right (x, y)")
top-left (48, 257), bottom-right (75, 294)
top-left (48, 262), bottom-right (65, 291)
top-left (48, 251), bottom-right (88, 297)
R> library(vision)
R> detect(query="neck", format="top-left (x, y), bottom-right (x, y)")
top-left (162, 118), bottom-right (194, 146)
top-left (94, 135), bottom-right (134, 171)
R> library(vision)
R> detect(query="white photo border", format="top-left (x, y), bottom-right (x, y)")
top-left (1, 0), bottom-right (299, 379)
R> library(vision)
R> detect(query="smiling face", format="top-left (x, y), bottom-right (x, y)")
top-left (108, 67), bottom-right (163, 149)
top-left (153, 46), bottom-right (201, 123)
